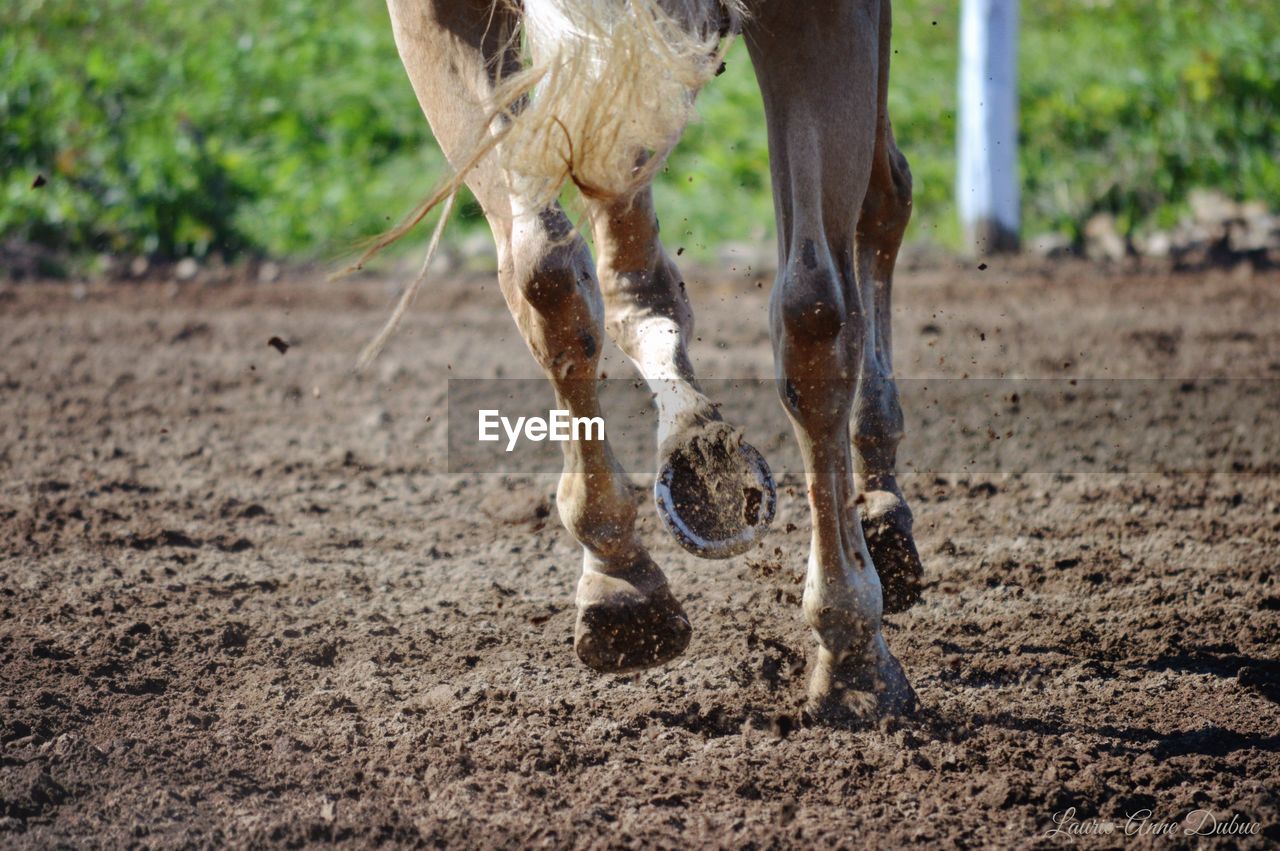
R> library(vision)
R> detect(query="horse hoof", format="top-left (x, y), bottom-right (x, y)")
top-left (654, 420), bottom-right (775, 559)
top-left (859, 491), bottom-right (924, 614)
top-left (574, 573), bottom-right (691, 673)
top-left (805, 636), bottom-right (917, 724)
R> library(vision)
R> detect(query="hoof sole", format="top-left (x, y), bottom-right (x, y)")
top-left (655, 421), bottom-right (775, 559)
top-left (860, 493), bottom-right (924, 614)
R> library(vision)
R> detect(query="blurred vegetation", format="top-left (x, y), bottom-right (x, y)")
top-left (2, 0), bottom-right (1277, 266)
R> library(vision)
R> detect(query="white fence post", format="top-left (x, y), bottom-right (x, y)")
top-left (958, 0), bottom-right (1020, 254)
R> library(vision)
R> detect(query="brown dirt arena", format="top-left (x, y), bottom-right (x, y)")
top-left (2, 261), bottom-right (1278, 846)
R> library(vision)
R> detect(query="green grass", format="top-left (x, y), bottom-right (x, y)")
top-left (3, 0), bottom-right (1277, 266)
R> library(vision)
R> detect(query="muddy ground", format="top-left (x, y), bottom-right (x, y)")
top-left (1, 260), bottom-right (1278, 848)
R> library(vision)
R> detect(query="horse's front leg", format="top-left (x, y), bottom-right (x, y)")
top-left (745, 0), bottom-right (916, 721)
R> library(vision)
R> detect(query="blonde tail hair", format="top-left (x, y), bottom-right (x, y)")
top-left (505, 0), bottom-right (738, 205)
top-left (351, 0), bottom-right (740, 364)
top-left (355, 190), bottom-right (456, 370)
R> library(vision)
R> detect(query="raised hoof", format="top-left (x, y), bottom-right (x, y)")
top-left (805, 636), bottom-right (917, 725)
top-left (654, 420), bottom-right (775, 559)
top-left (859, 491), bottom-right (924, 614)
top-left (574, 574), bottom-right (691, 673)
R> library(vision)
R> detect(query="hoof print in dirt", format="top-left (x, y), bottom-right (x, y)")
top-left (858, 492), bottom-right (925, 614)
top-left (655, 420), bottom-right (775, 559)
top-left (575, 583), bottom-right (692, 674)
top-left (1237, 663), bottom-right (1280, 703)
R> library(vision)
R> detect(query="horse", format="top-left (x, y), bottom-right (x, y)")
top-left (371, 0), bottom-right (921, 721)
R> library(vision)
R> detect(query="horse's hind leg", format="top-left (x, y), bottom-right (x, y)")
top-left (852, 0), bottom-right (924, 615)
top-left (588, 191), bottom-right (776, 560)
top-left (745, 0), bottom-right (915, 721)
top-left (387, 0), bottom-right (689, 671)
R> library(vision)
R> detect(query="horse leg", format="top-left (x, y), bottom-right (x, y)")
top-left (851, 0), bottom-right (924, 615)
top-left (745, 0), bottom-right (916, 720)
top-left (587, 190), bottom-right (776, 560)
top-left (387, 0), bottom-right (689, 671)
